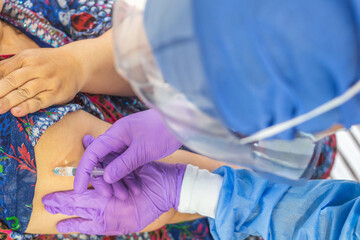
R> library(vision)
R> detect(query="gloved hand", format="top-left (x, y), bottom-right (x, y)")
top-left (74, 109), bottom-right (182, 193)
top-left (0, 47), bottom-right (83, 117)
top-left (42, 161), bottom-right (186, 235)
top-left (81, 134), bottom-right (141, 199)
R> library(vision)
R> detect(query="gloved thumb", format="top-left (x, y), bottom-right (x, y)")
top-left (82, 135), bottom-right (95, 148)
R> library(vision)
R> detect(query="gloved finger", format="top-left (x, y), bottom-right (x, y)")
top-left (123, 173), bottom-right (142, 196)
top-left (10, 91), bottom-right (55, 117)
top-left (83, 135), bottom-right (119, 167)
top-left (103, 144), bottom-right (143, 184)
top-left (82, 135), bottom-right (95, 148)
top-left (0, 78), bottom-right (47, 114)
top-left (44, 204), bottom-right (101, 220)
top-left (42, 190), bottom-right (107, 211)
top-left (112, 180), bottom-right (129, 200)
top-left (90, 176), bottom-right (113, 198)
top-left (74, 135), bottom-right (127, 193)
top-left (101, 152), bottom-right (120, 167)
top-left (43, 205), bottom-right (62, 215)
top-left (56, 218), bottom-right (105, 234)
top-left (79, 136), bottom-right (120, 196)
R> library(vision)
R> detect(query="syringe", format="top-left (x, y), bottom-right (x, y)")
top-left (53, 166), bottom-right (104, 177)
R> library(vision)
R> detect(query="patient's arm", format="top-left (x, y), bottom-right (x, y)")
top-left (26, 110), bottom-right (233, 234)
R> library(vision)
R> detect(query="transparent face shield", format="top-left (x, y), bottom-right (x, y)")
top-left (112, 0), bottom-right (360, 183)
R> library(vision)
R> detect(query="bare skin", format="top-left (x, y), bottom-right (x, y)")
top-left (26, 110), bottom-right (229, 234)
top-left (0, 9), bottom-right (227, 234)
top-left (0, 6), bottom-right (133, 117)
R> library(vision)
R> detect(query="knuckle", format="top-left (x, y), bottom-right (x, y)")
top-left (0, 53), bottom-right (30, 78)
top-left (20, 102), bottom-right (30, 113)
top-left (9, 51), bottom-right (34, 68)
top-left (32, 96), bottom-right (44, 108)
top-left (23, 97), bottom-right (43, 112)
top-left (11, 55), bottom-right (27, 68)
top-left (22, 55), bottom-right (36, 66)
top-left (2, 75), bottom-right (18, 88)
top-left (16, 53), bottom-right (26, 62)
top-left (18, 50), bottom-right (33, 60)
top-left (0, 67), bottom-right (6, 78)
top-left (17, 86), bottom-right (33, 98)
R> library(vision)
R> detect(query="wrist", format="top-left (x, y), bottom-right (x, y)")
top-left (59, 41), bottom-right (89, 92)
top-left (177, 164), bottom-right (223, 218)
top-left (173, 163), bottom-right (187, 210)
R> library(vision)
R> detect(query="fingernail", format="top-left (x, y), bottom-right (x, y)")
top-left (12, 107), bottom-right (21, 113)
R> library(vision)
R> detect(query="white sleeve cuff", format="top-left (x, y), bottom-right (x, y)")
top-left (177, 164), bottom-right (223, 218)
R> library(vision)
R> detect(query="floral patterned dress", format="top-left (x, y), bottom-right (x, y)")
top-left (0, 1), bottom-right (337, 239)
top-left (0, 1), bottom-right (212, 239)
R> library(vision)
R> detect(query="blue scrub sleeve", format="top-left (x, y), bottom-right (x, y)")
top-left (209, 167), bottom-right (360, 240)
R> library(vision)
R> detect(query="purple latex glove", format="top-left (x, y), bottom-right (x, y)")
top-left (74, 109), bottom-right (182, 194)
top-left (42, 161), bottom-right (186, 235)
top-left (82, 135), bottom-right (141, 199)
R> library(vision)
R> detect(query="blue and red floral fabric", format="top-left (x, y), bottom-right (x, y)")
top-left (0, 0), bottom-right (114, 48)
top-left (0, 1), bottom-right (337, 239)
top-left (0, 104), bottom-right (81, 233)
top-left (0, 54), bottom-right (81, 234)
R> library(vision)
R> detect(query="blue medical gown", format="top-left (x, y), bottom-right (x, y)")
top-left (209, 167), bottom-right (360, 240)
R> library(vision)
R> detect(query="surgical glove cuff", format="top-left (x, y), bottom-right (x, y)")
top-left (177, 164), bottom-right (223, 218)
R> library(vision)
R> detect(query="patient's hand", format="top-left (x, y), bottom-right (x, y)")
top-left (0, 29), bottom-right (134, 117)
top-left (42, 161), bottom-right (186, 235)
top-left (0, 47), bottom-right (84, 116)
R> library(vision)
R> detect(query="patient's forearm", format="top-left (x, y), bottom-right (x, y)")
top-left (65, 29), bottom-right (135, 96)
